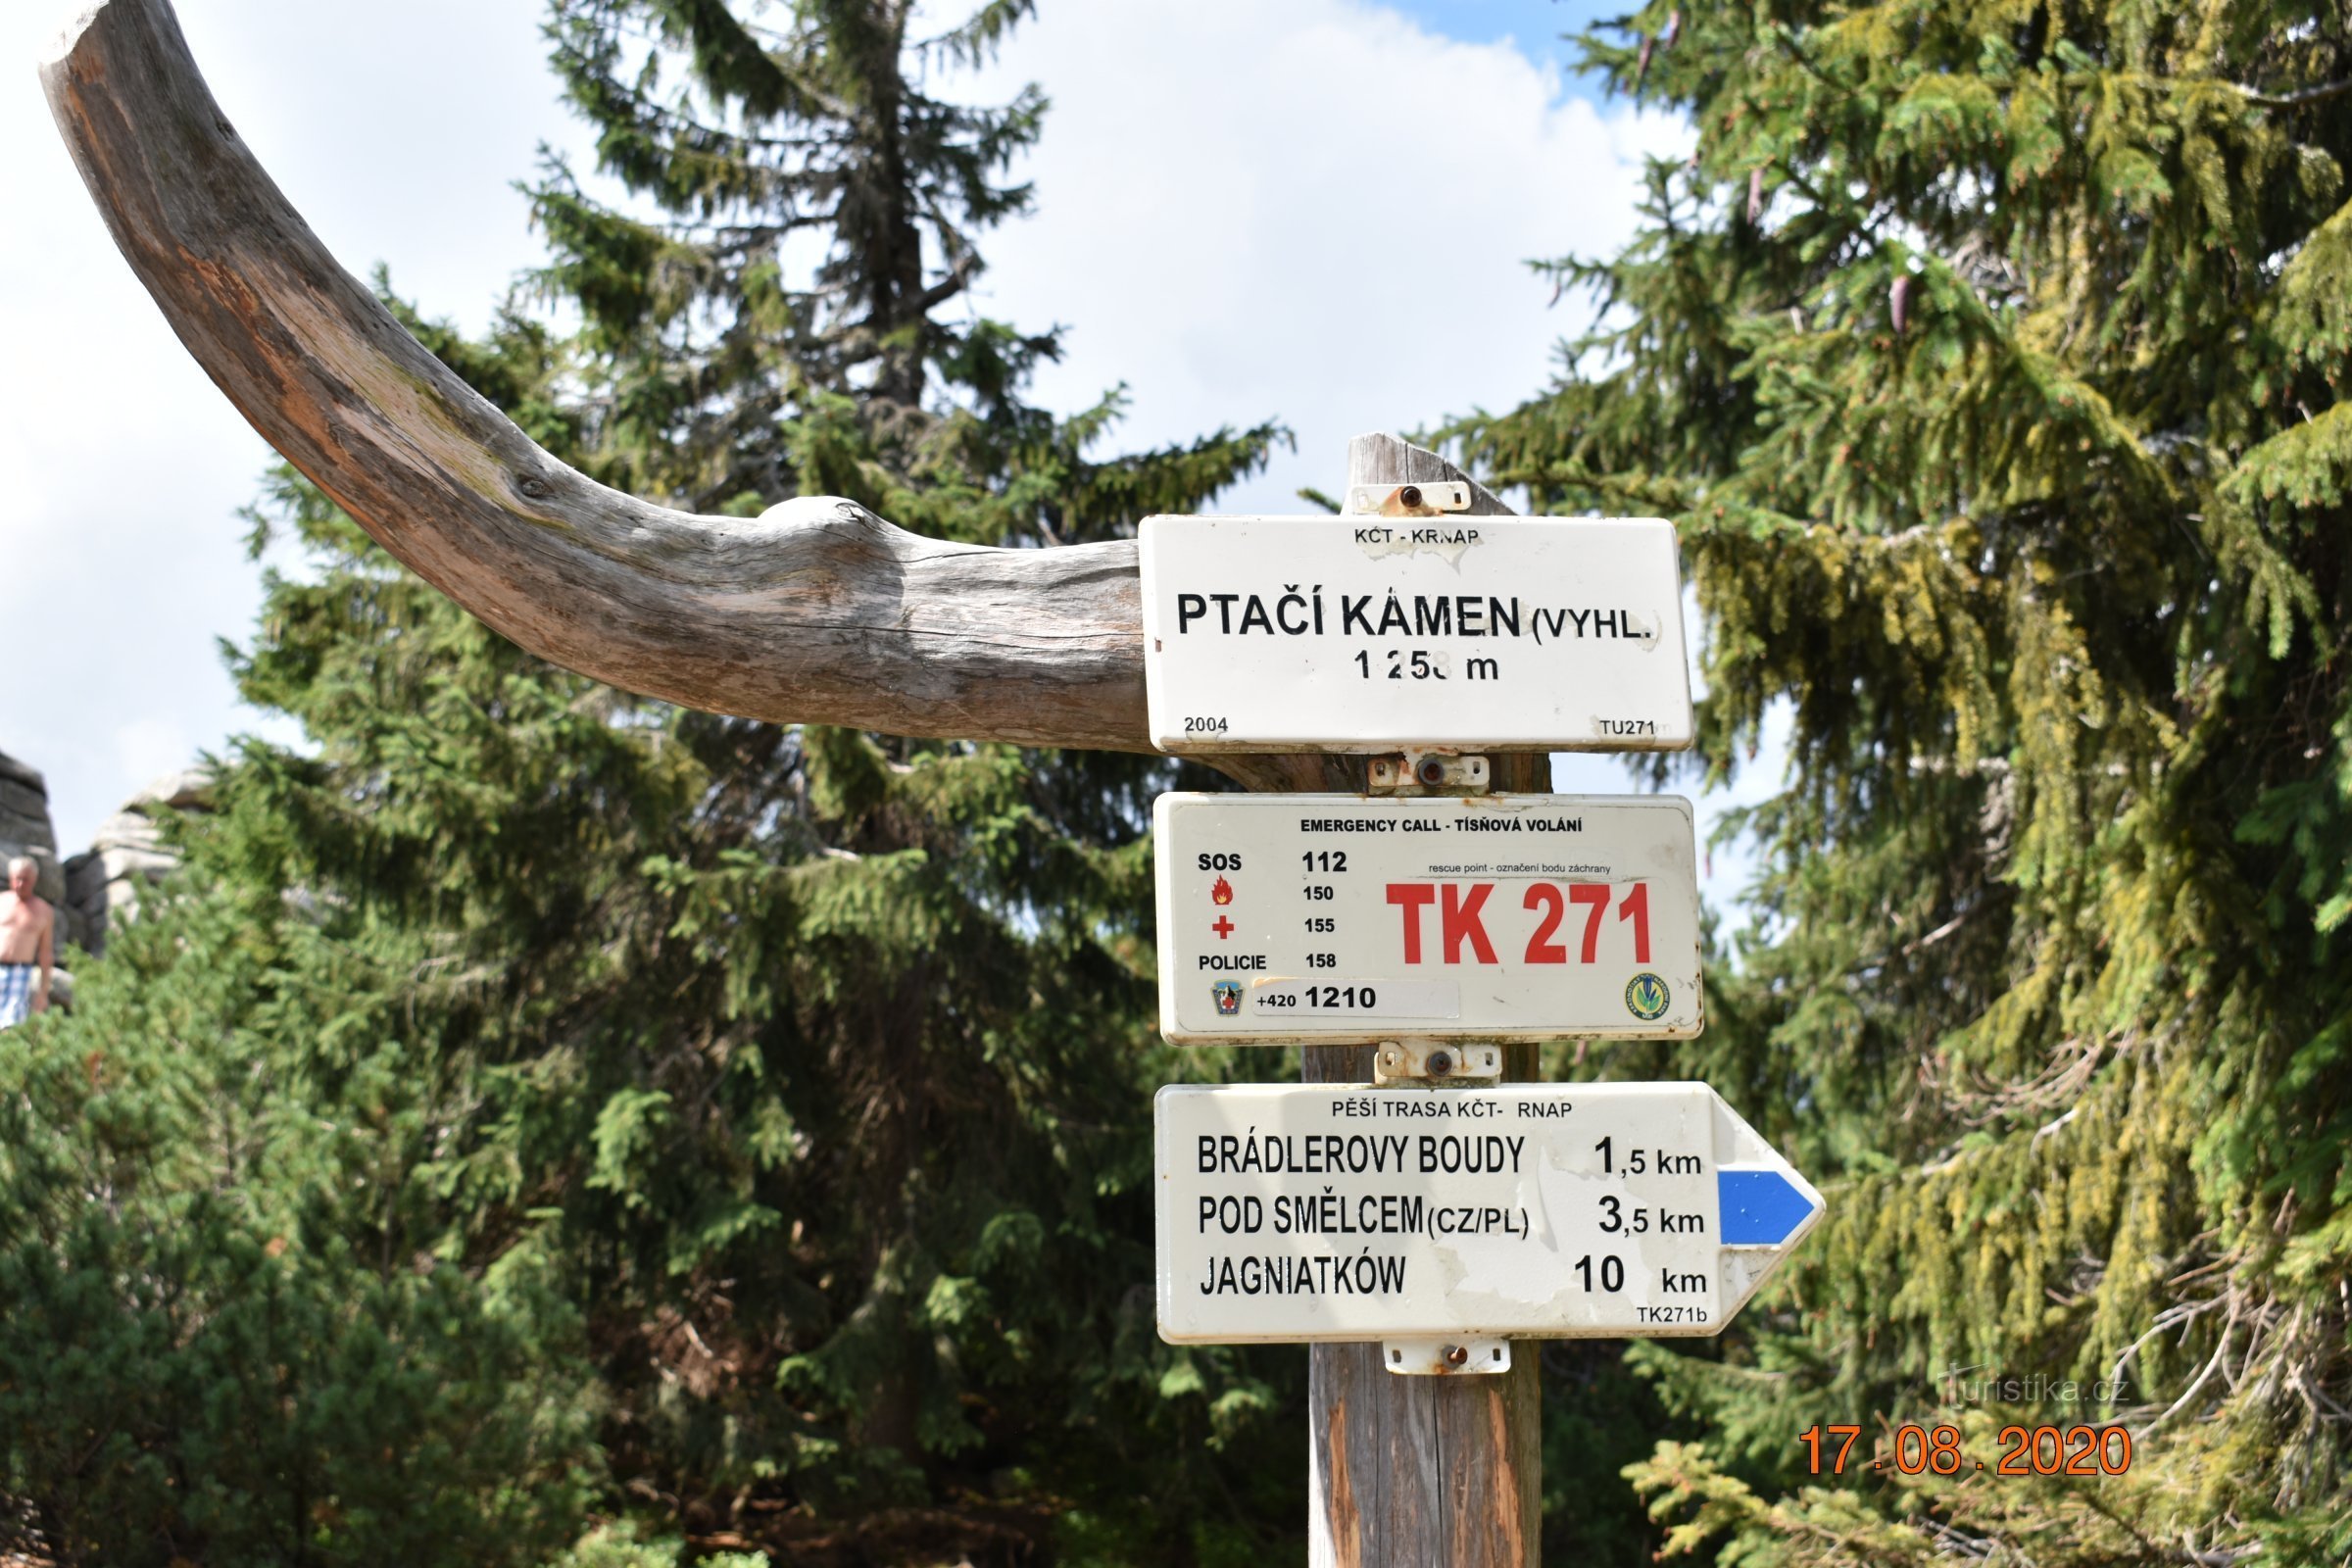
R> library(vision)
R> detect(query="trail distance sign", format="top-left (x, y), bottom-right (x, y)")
top-left (1138, 514), bottom-right (1693, 754)
top-left (1155, 1081), bottom-right (1822, 1344)
top-left (1154, 793), bottom-right (1701, 1044)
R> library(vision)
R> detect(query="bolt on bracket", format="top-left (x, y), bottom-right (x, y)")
top-left (1373, 1041), bottom-right (1502, 1085)
top-left (1382, 1338), bottom-right (1514, 1376)
top-left (1369, 752), bottom-right (1490, 795)
top-left (1348, 480), bottom-right (1472, 516)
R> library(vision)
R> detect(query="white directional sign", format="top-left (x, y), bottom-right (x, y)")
top-left (1139, 514), bottom-right (1693, 754)
top-left (1155, 1082), bottom-right (1822, 1344)
top-left (1154, 793), bottom-right (1701, 1043)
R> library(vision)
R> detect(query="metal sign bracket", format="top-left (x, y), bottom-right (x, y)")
top-left (1372, 1041), bottom-right (1502, 1085)
top-left (1368, 751), bottom-right (1491, 794)
top-left (1381, 1338), bottom-right (1514, 1377)
top-left (1346, 480), bottom-right (1472, 516)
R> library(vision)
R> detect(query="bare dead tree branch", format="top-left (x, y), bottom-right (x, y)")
top-left (40, 0), bottom-right (1525, 795)
top-left (31, 0), bottom-right (1098, 751)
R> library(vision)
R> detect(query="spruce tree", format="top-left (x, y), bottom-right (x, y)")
top-left (0, 851), bottom-right (601, 1568)
top-left (511, 3), bottom-right (1290, 1546)
top-left (1457, 1), bottom-right (2352, 1559)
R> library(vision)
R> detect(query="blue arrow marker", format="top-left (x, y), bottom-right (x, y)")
top-left (1717, 1167), bottom-right (1819, 1246)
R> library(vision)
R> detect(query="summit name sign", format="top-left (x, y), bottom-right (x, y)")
top-left (1139, 514), bottom-right (1694, 754)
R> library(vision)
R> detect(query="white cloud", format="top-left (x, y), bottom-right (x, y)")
top-left (959, 0), bottom-right (1685, 511)
top-left (111, 716), bottom-right (193, 789)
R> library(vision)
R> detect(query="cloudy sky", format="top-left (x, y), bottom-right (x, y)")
top-left (8, 0), bottom-right (1752, 886)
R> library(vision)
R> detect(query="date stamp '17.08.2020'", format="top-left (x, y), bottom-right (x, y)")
top-left (1799, 1423), bottom-right (2137, 1478)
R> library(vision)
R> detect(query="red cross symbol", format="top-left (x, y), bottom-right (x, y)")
top-left (1212, 915), bottom-right (1235, 940)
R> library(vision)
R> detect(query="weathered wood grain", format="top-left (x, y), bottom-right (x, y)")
top-left (1302, 435), bottom-right (1543, 1568)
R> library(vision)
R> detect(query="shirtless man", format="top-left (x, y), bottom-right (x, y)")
top-left (0, 855), bottom-right (54, 1027)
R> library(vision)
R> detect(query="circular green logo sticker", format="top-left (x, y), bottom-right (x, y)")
top-left (1624, 973), bottom-right (1672, 1021)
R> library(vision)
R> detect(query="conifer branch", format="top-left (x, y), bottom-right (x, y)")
top-left (906, 246), bottom-right (982, 317)
top-left (2234, 77), bottom-right (2352, 109)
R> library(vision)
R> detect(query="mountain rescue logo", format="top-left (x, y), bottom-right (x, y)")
top-left (1624, 973), bottom-right (1671, 1021)
top-left (1210, 875), bottom-right (1234, 906)
top-left (1212, 981), bottom-right (1244, 1016)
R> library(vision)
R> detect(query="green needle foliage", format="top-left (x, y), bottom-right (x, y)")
top-left (1460, 0), bottom-right (2352, 1559)
top-left (3, 3), bottom-right (1296, 1564)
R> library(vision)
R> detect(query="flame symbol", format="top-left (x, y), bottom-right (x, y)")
top-left (1210, 875), bottom-right (1234, 906)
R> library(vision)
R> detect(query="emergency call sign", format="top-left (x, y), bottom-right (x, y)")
top-left (1138, 514), bottom-right (1695, 754)
top-left (1152, 793), bottom-right (1702, 1044)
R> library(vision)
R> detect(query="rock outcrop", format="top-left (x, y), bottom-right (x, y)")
top-left (77, 766), bottom-right (213, 956)
top-left (62, 852), bottom-right (108, 953)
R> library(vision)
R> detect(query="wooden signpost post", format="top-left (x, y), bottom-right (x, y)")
top-left (40, 10), bottom-right (1828, 1563)
top-left (1297, 444), bottom-right (1553, 1565)
top-left (1139, 447), bottom-right (1823, 1567)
